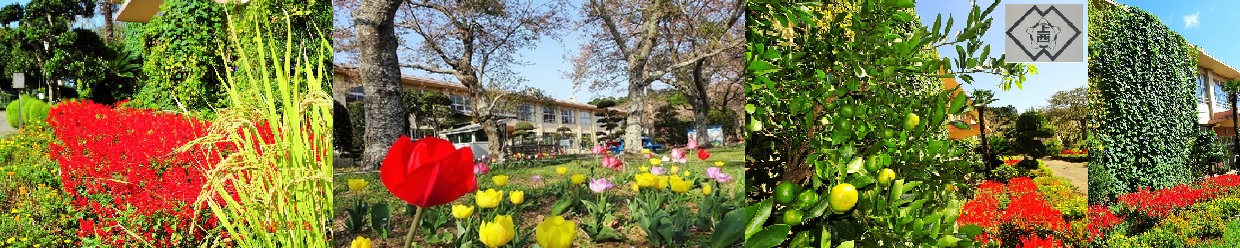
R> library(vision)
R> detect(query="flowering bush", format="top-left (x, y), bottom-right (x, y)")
top-left (960, 177), bottom-right (1084, 247)
top-left (48, 100), bottom-right (229, 246)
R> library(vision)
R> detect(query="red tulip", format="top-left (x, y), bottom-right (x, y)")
top-left (602, 155), bottom-right (623, 171)
top-left (697, 149), bottom-right (711, 161)
top-left (380, 136), bottom-right (477, 208)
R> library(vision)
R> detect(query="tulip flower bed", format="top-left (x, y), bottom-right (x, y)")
top-left (1092, 175), bottom-right (1240, 247)
top-left (333, 142), bottom-right (746, 247)
top-left (959, 174), bottom-right (1089, 247)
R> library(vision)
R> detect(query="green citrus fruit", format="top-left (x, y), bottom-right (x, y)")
top-left (783, 209), bottom-right (805, 226)
top-left (878, 169), bottom-right (896, 186)
top-left (795, 190), bottom-right (819, 210)
top-left (865, 155), bottom-right (881, 173)
top-left (881, 129), bottom-right (894, 139)
top-left (903, 112), bottom-right (920, 130)
top-left (839, 105), bottom-right (854, 118)
top-left (774, 181), bottom-right (801, 205)
top-left (829, 183), bottom-right (859, 213)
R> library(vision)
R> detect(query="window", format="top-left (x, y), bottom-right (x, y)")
top-left (561, 109), bottom-right (575, 124)
top-left (1198, 71), bottom-right (1208, 104)
top-left (516, 105), bottom-right (534, 122)
top-left (543, 106), bottom-right (556, 123)
top-left (450, 94), bottom-right (472, 113)
top-left (579, 112), bottom-right (592, 126)
top-left (1217, 80), bottom-right (1231, 109)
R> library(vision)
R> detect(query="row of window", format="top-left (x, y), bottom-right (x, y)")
top-left (450, 96), bottom-right (596, 125)
top-left (1198, 70), bottom-right (1233, 110)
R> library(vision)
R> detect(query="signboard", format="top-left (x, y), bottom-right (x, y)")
top-left (1004, 4), bottom-right (1084, 62)
top-left (12, 73), bottom-right (23, 89)
top-left (687, 125), bottom-right (725, 146)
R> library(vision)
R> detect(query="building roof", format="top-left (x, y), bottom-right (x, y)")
top-left (333, 64), bottom-right (605, 111)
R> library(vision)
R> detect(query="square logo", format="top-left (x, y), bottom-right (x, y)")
top-left (1005, 4), bottom-right (1084, 62)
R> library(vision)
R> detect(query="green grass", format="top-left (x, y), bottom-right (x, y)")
top-left (332, 145), bottom-right (746, 246)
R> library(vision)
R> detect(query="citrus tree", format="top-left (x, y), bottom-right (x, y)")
top-left (744, 0), bottom-right (1030, 247)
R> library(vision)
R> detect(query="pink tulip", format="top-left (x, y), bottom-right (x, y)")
top-left (602, 155), bottom-right (623, 171)
top-left (588, 178), bottom-right (615, 193)
top-left (706, 167), bottom-right (725, 179)
top-left (592, 145), bottom-right (607, 155)
top-left (671, 148), bottom-right (686, 160)
top-left (715, 173), bottom-right (733, 183)
top-left (650, 166), bottom-right (666, 176)
top-left (474, 162), bottom-right (490, 175)
top-left (686, 139), bottom-right (698, 150)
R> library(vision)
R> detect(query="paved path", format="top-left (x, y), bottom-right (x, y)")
top-left (0, 110), bottom-right (13, 136)
top-left (1043, 159), bottom-right (1088, 195)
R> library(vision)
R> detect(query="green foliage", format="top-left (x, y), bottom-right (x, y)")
top-left (347, 101), bottom-right (366, 154)
top-left (1010, 111), bottom-right (1054, 159)
top-left (744, 0), bottom-right (1028, 246)
top-left (0, 0), bottom-right (103, 101)
top-left (6, 95), bottom-right (49, 128)
top-left (1190, 129), bottom-right (1227, 178)
top-left (1087, 3), bottom-right (1198, 204)
top-left (345, 199), bottom-right (369, 233)
top-left (991, 164), bottom-right (1025, 181)
top-left (653, 104), bottom-right (691, 145)
top-left (370, 202), bottom-right (391, 239)
top-left (76, 43), bottom-right (143, 105)
top-left (132, 0), bottom-right (227, 115)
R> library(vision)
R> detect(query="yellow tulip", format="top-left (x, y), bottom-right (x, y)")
top-left (702, 183), bottom-right (713, 195)
top-left (536, 216), bottom-right (578, 248)
top-left (347, 179), bottom-right (368, 192)
top-left (670, 177), bottom-right (691, 193)
top-left (634, 173), bottom-right (656, 188)
top-left (649, 158), bottom-right (662, 166)
top-left (571, 174), bottom-right (586, 185)
top-left (632, 182), bottom-right (641, 192)
top-left (510, 190), bottom-right (525, 205)
top-left (452, 204), bottom-right (474, 219)
top-left (641, 148), bottom-right (652, 154)
top-left (479, 215), bottom-right (515, 248)
top-left (714, 161), bottom-right (725, 167)
top-left (350, 236), bottom-right (372, 248)
top-left (492, 175), bottom-right (510, 187)
top-left (557, 166), bottom-right (568, 175)
top-left (654, 176), bottom-right (669, 190)
top-left (670, 166), bottom-right (680, 174)
top-left (640, 166), bottom-right (649, 173)
top-left (476, 189), bottom-right (505, 209)
top-left (683, 171), bottom-right (691, 177)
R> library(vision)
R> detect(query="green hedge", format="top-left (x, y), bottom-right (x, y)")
top-left (5, 95), bottom-right (49, 128)
top-left (1087, 4), bottom-right (1199, 204)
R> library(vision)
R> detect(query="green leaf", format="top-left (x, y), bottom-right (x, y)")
top-left (745, 199), bottom-right (774, 239)
top-left (837, 240), bottom-right (856, 248)
top-left (712, 209), bottom-right (746, 248)
top-left (745, 224), bottom-right (791, 248)
top-left (894, 0), bottom-right (915, 8)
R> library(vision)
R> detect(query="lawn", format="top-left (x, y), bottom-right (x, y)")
top-left (332, 144), bottom-right (746, 247)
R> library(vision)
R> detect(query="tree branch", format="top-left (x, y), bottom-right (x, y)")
top-left (400, 63), bottom-right (457, 74)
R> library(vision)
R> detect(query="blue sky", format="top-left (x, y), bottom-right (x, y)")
top-left (916, 0), bottom-right (1088, 111)
top-left (1118, 0), bottom-right (1240, 69)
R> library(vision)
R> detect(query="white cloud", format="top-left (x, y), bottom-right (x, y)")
top-left (1185, 12), bottom-right (1201, 29)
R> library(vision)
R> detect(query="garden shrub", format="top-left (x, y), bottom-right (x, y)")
top-left (5, 95), bottom-right (50, 128)
top-left (1088, 1), bottom-right (1199, 204)
top-left (0, 121), bottom-right (81, 246)
top-left (131, 0), bottom-right (227, 115)
top-left (48, 100), bottom-right (232, 246)
top-left (1189, 128), bottom-right (1227, 178)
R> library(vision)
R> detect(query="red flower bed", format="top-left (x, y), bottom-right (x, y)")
top-left (1086, 205), bottom-right (1123, 242)
top-left (959, 177), bottom-right (1071, 247)
top-left (1018, 235), bottom-right (1064, 248)
top-left (1059, 149), bottom-right (1088, 155)
top-left (49, 101), bottom-right (231, 246)
top-left (1117, 184), bottom-right (1208, 219)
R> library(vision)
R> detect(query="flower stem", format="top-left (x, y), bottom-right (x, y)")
top-left (405, 206), bottom-right (424, 248)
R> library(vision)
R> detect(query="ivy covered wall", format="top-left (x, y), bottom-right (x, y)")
top-left (1087, 4), bottom-right (1199, 204)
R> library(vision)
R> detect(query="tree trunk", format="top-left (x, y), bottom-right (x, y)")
top-left (623, 80), bottom-right (645, 154)
top-left (355, 0), bottom-right (406, 170)
top-left (1232, 93), bottom-right (1239, 169)
top-left (978, 105), bottom-right (991, 172)
top-left (484, 119), bottom-right (503, 161)
top-left (100, 1), bottom-right (114, 43)
top-left (691, 60), bottom-right (711, 148)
